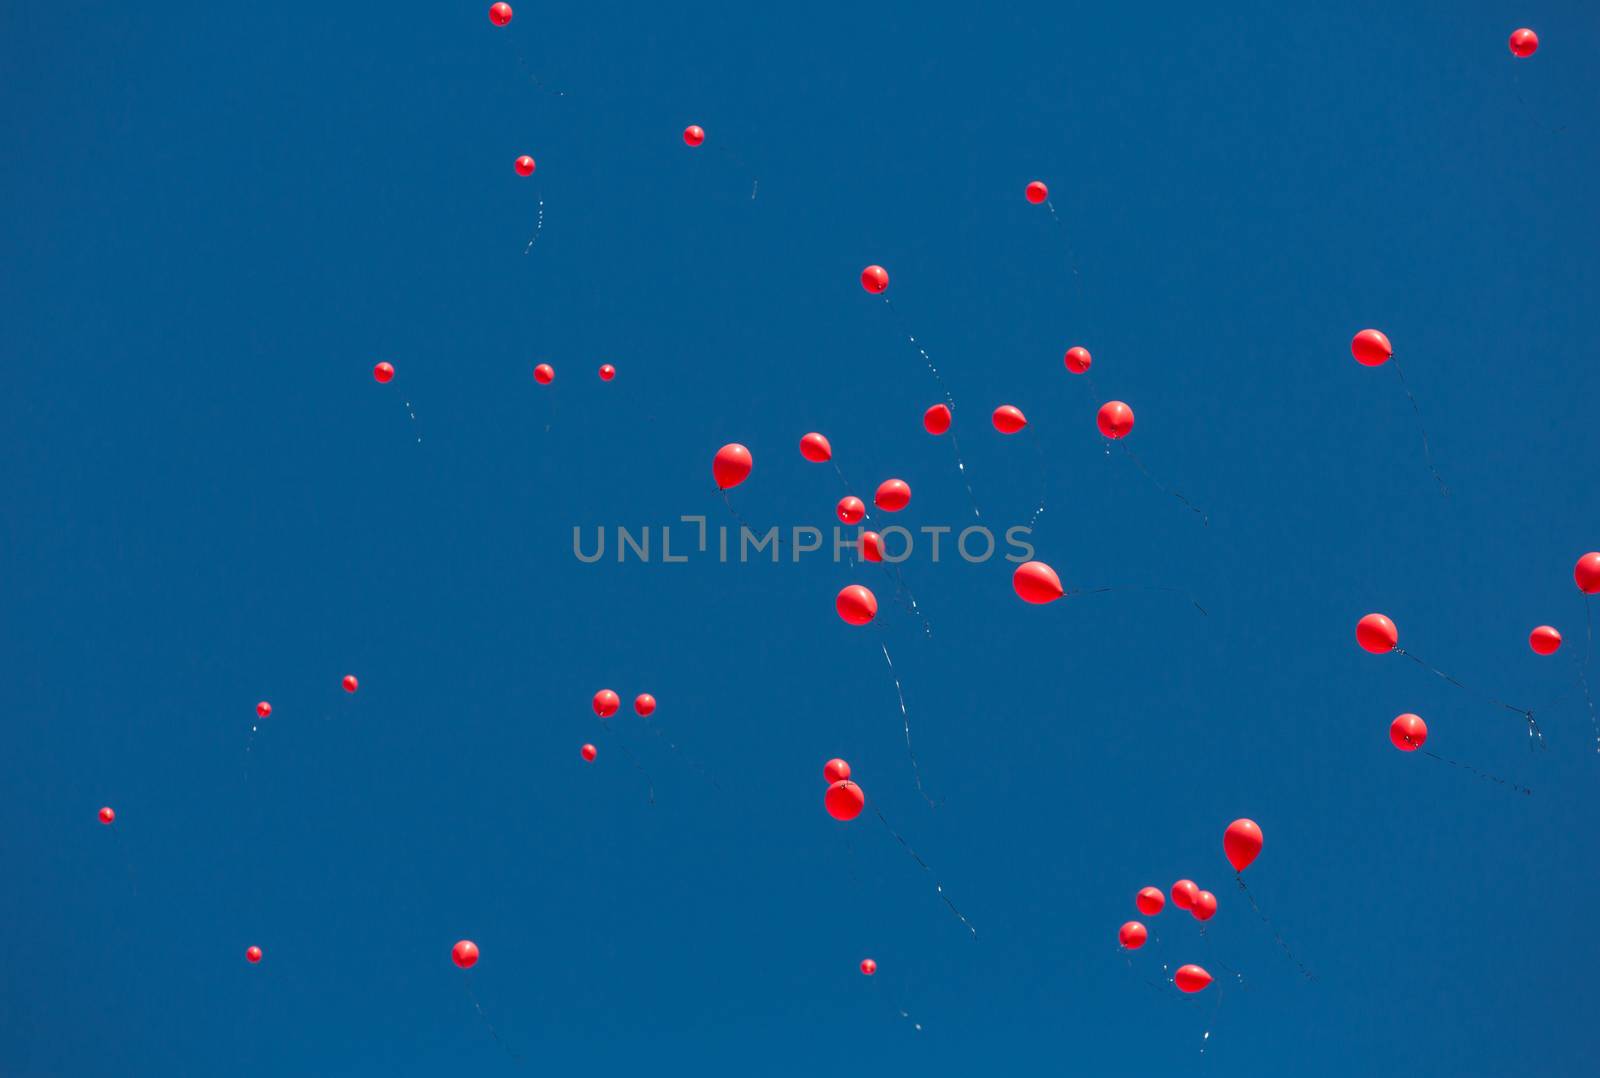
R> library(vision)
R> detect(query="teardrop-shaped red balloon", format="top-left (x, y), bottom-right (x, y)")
top-left (874, 479), bottom-right (910, 512)
top-left (714, 443), bottom-right (753, 489)
top-left (1171, 879), bottom-right (1199, 910)
top-left (800, 433), bottom-right (833, 463)
top-left (1174, 964), bottom-right (1212, 993)
top-left (1119, 921), bottom-right (1147, 949)
top-left (1223, 819), bottom-right (1263, 873)
top-left (1097, 401), bottom-right (1134, 439)
top-left (860, 265), bottom-right (889, 294)
top-left (923, 403), bottom-right (951, 435)
top-left (1576, 553), bottom-right (1600, 595)
top-left (860, 531), bottom-right (885, 563)
top-left (825, 778), bottom-right (865, 820)
top-left (1351, 329), bottom-right (1393, 367)
top-left (992, 405), bottom-right (1027, 434)
top-left (836, 585), bottom-right (878, 626)
top-left (581, 743), bottom-right (597, 762)
top-left (1192, 891), bottom-right (1218, 921)
top-left (1389, 712), bottom-right (1427, 751)
top-left (1013, 561), bottom-right (1064, 604)
top-left (592, 689), bottom-right (620, 718)
top-left (1529, 625), bottom-right (1562, 655)
top-left (1356, 613), bottom-right (1398, 654)
top-left (1063, 346), bottom-right (1091, 374)
top-left (837, 496), bottom-right (866, 525)
top-left (1135, 887), bottom-right (1165, 915)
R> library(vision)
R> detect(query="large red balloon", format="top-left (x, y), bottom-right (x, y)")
top-left (514, 155), bottom-right (535, 177)
top-left (634, 693), bottom-right (656, 717)
top-left (256, 701), bottom-right (272, 719)
top-left (593, 689), bottom-right (620, 718)
top-left (1224, 819), bottom-right (1263, 872)
top-left (373, 362), bottom-right (394, 384)
top-left (859, 531), bottom-right (885, 563)
top-left (99, 806), bottom-right (115, 824)
top-left (1025, 181), bottom-right (1048, 204)
top-left (1351, 329), bottom-right (1393, 367)
top-left (800, 432), bottom-right (833, 463)
top-left (1063, 346), bottom-right (1092, 374)
top-left (923, 403), bottom-right (951, 435)
top-left (489, 3), bottom-right (512, 27)
top-left (342, 675), bottom-right (358, 693)
top-left (874, 479), bottom-right (910, 512)
top-left (837, 496), bottom-right (866, 525)
top-left (1529, 625), bottom-right (1562, 656)
top-left (824, 758), bottom-right (851, 783)
top-left (860, 958), bottom-right (877, 976)
top-left (714, 443), bottom-right (753, 489)
top-left (1389, 712), bottom-right (1427, 752)
top-left (836, 585), bottom-right (878, 626)
top-left (1509, 28), bottom-right (1539, 58)
top-left (860, 265), bottom-right (889, 294)
top-left (581, 743), bottom-right (597, 762)
top-left (1097, 401), bottom-right (1134, 439)
top-left (683, 125), bottom-right (705, 147)
top-left (246, 946), bottom-right (262, 964)
top-left (1119, 921), bottom-right (1148, 949)
top-left (1135, 886), bottom-right (1165, 916)
top-left (1575, 553), bottom-right (1600, 594)
top-left (1192, 891), bottom-right (1218, 922)
top-left (1356, 613), bottom-right (1398, 654)
top-left (992, 405), bottom-right (1027, 434)
top-left (825, 778), bottom-right (865, 820)
top-left (452, 940), bottom-right (479, 969)
top-left (1171, 879), bottom-right (1199, 911)
top-left (1174, 964), bottom-right (1213, 993)
top-left (1013, 561), bottom-right (1064, 604)
top-left (534, 363), bottom-right (555, 384)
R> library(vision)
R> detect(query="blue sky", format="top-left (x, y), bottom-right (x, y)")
top-left (3, 2), bottom-right (1598, 1074)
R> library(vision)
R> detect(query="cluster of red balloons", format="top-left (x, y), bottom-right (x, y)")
top-left (822, 757), bottom-right (865, 821)
top-left (587, 690), bottom-right (657, 757)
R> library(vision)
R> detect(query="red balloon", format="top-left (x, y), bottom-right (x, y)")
top-left (452, 940), bottom-right (479, 969)
top-left (514, 155), bottom-right (535, 177)
top-left (799, 432), bottom-right (833, 463)
top-left (1025, 180), bottom-right (1048, 204)
top-left (1351, 329), bottom-right (1393, 367)
top-left (634, 693), bottom-right (656, 717)
top-left (256, 701), bottom-right (272, 719)
top-left (1174, 964), bottom-right (1213, 993)
top-left (860, 958), bottom-right (877, 976)
top-left (1097, 400), bottom-right (1134, 439)
top-left (874, 479), bottom-right (911, 512)
top-left (593, 689), bottom-right (620, 718)
top-left (581, 743), bottom-right (597, 762)
top-left (1119, 921), bottom-right (1148, 949)
top-left (992, 405), bottom-right (1027, 434)
top-left (1171, 879), bottom-right (1199, 911)
top-left (1356, 613), bottom-right (1398, 654)
top-left (837, 496), bottom-right (866, 525)
top-left (824, 758), bottom-right (851, 783)
top-left (714, 443), bottom-right (753, 489)
top-left (1509, 28), bottom-right (1539, 58)
top-left (1529, 625), bottom-right (1562, 656)
top-left (825, 779), bottom-right (865, 820)
top-left (533, 363), bottom-right (555, 384)
top-left (489, 3), bottom-right (512, 27)
top-left (923, 403), bottom-right (951, 435)
top-left (859, 530), bottom-right (885, 563)
top-left (1063, 346), bottom-right (1092, 374)
top-left (98, 806), bottom-right (115, 824)
top-left (1224, 819), bottom-right (1263, 873)
top-left (1192, 891), bottom-right (1218, 922)
top-left (373, 362), bottom-right (394, 384)
top-left (860, 265), bottom-right (889, 294)
top-left (246, 946), bottom-right (262, 964)
top-left (599, 364), bottom-right (615, 382)
top-left (836, 585), bottom-right (878, 626)
top-left (1013, 561), bottom-right (1064, 604)
top-left (1135, 886), bottom-right (1165, 916)
top-left (683, 125), bottom-right (705, 147)
top-left (1576, 553), bottom-right (1600, 594)
top-left (342, 675), bottom-right (358, 693)
top-left (1390, 713), bottom-right (1427, 751)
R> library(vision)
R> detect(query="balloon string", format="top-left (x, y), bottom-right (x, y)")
top-left (1419, 749), bottom-right (1532, 795)
top-left (881, 297), bottom-right (954, 410)
top-left (1234, 874), bottom-right (1313, 980)
top-left (1115, 442), bottom-right (1207, 525)
top-left (1392, 648), bottom-right (1542, 745)
top-left (879, 639), bottom-right (938, 807)
top-left (1026, 423), bottom-right (1049, 531)
top-left (522, 196), bottom-right (545, 253)
top-left (1069, 584), bottom-right (1209, 617)
top-left (1390, 359), bottom-right (1449, 497)
top-left (885, 563), bottom-right (932, 638)
top-left (596, 715), bottom-right (655, 806)
top-left (1581, 599), bottom-right (1598, 753)
top-left (1042, 200), bottom-right (1085, 304)
top-left (402, 398), bottom-right (421, 444)
top-left (464, 977), bottom-right (522, 1063)
top-left (637, 714), bottom-right (726, 794)
top-left (1200, 984), bottom-right (1225, 1055)
top-left (945, 429), bottom-right (983, 521)
top-left (873, 808), bottom-right (975, 938)
top-left (719, 488), bottom-right (784, 554)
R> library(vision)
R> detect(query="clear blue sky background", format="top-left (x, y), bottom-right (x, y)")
top-left (4, 2), bottom-right (1599, 1074)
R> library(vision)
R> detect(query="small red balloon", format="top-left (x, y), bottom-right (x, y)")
top-left (1356, 613), bottom-right (1398, 654)
top-left (714, 443), bottom-right (753, 490)
top-left (992, 405), bottom-right (1027, 434)
top-left (1063, 346), bottom-right (1091, 374)
top-left (1174, 964), bottom-right (1213, 993)
top-left (1509, 28), bottom-right (1538, 58)
top-left (825, 779), bottom-right (865, 820)
top-left (1013, 561), bottom-right (1064, 605)
top-left (634, 693), bottom-right (656, 717)
top-left (1192, 891), bottom-right (1218, 922)
top-left (452, 940), bottom-right (479, 969)
top-left (581, 743), bottom-right (597, 762)
top-left (1097, 401), bottom-right (1134, 439)
top-left (837, 496), bottom-right (866, 525)
top-left (1025, 180), bottom-right (1048, 204)
top-left (246, 946), bottom-right (262, 964)
top-left (514, 155), bottom-right (535, 177)
top-left (1529, 625), bottom-right (1562, 656)
top-left (874, 479), bottom-right (910, 512)
top-left (824, 758), bottom-right (851, 783)
top-left (342, 675), bottom-right (358, 693)
top-left (923, 403), bottom-right (951, 435)
top-left (534, 363), bottom-right (555, 384)
top-left (488, 3), bottom-right (512, 27)
top-left (256, 701), bottom-right (272, 719)
top-left (1135, 887), bottom-right (1165, 916)
top-left (683, 125), bottom-right (705, 147)
top-left (1576, 553), bottom-right (1600, 595)
top-left (836, 585), bottom-right (878, 626)
top-left (860, 958), bottom-right (877, 975)
top-left (1351, 329), bottom-right (1393, 367)
top-left (1224, 819), bottom-right (1263, 873)
top-left (593, 689), bottom-right (620, 718)
top-left (860, 265), bottom-right (889, 294)
top-left (799, 432), bottom-right (833, 463)
top-left (373, 362), bottom-right (394, 384)
top-left (1171, 879), bottom-right (1199, 910)
top-left (1119, 921), bottom-right (1148, 950)
top-left (1390, 713), bottom-right (1428, 752)
top-left (98, 806), bottom-right (115, 824)
top-left (598, 364), bottom-right (615, 382)
top-left (859, 531), bottom-right (885, 563)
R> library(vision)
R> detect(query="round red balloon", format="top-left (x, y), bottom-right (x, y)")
top-left (514, 155), bottom-right (535, 177)
top-left (874, 479), bottom-right (910, 512)
top-left (98, 806), bottom-right (115, 824)
top-left (1223, 819), bottom-right (1263, 873)
top-left (860, 265), bottom-right (889, 295)
top-left (1119, 921), bottom-right (1148, 949)
top-left (1356, 613), bottom-right (1398, 654)
top-left (593, 689), bottom-right (620, 718)
top-left (373, 362), bottom-right (394, 384)
top-left (1192, 891), bottom-right (1218, 922)
top-left (837, 496), bottom-right (866, 525)
top-left (1097, 401), bottom-right (1134, 439)
top-left (1171, 879), bottom-right (1199, 911)
top-left (489, 3), bottom-right (512, 27)
top-left (714, 443), bottom-right (753, 490)
top-left (923, 403), bottom-right (951, 435)
top-left (860, 958), bottom-right (877, 975)
top-left (824, 758), bottom-right (851, 784)
top-left (256, 701), bottom-right (272, 719)
top-left (799, 432), bottom-right (833, 463)
top-left (683, 125), bottom-right (705, 147)
top-left (1389, 712), bottom-right (1427, 752)
top-left (1174, 964), bottom-right (1212, 993)
top-left (1025, 181), bottom-right (1048, 204)
top-left (859, 531), bottom-right (885, 563)
top-left (1351, 329), bottom-right (1393, 367)
top-left (1509, 28), bottom-right (1539, 58)
top-left (1013, 561), bottom-right (1064, 605)
top-left (825, 779), bottom-right (865, 820)
top-left (342, 675), bottom-right (358, 693)
top-left (1063, 346), bottom-right (1092, 374)
top-left (634, 694), bottom-right (656, 717)
top-left (1135, 887), bottom-right (1165, 916)
top-left (534, 363), bottom-right (555, 385)
top-left (836, 585), bottom-right (878, 626)
top-left (246, 946), bottom-right (262, 964)
top-left (452, 940), bottom-right (479, 969)
top-left (599, 364), bottom-right (615, 382)
top-left (992, 405), bottom-right (1027, 434)
top-left (581, 743), bottom-right (597, 762)
top-left (1529, 625), bottom-right (1562, 656)
top-left (1575, 553), bottom-right (1600, 595)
